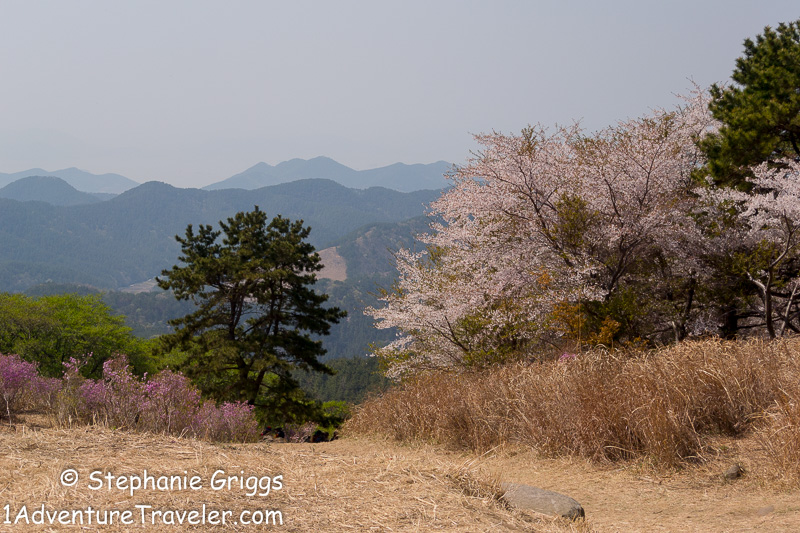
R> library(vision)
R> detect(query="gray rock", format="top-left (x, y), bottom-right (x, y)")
top-left (724, 463), bottom-right (744, 480)
top-left (500, 482), bottom-right (585, 520)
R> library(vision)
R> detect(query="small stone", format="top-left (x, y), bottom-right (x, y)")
top-left (500, 482), bottom-right (585, 520)
top-left (724, 463), bottom-right (744, 480)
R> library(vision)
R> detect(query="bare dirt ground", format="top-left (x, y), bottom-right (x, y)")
top-left (0, 419), bottom-right (796, 532)
top-left (317, 247), bottom-right (347, 282)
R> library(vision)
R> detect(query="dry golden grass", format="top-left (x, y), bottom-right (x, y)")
top-left (3, 416), bottom-right (799, 532)
top-left (0, 418), bottom-right (589, 532)
top-left (348, 338), bottom-right (800, 475)
top-left (4, 338), bottom-right (800, 531)
top-left (756, 345), bottom-right (800, 485)
top-left (479, 439), bottom-right (800, 533)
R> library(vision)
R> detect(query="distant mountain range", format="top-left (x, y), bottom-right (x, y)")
top-left (0, 168), bottom-right (138, 194)
top-left (0, 176), bottom-right (107, 206)
top-left (0, 178), bottom-right (438, 292)
top-left (0, 158), bottom-right (452, 196)
top-left (2, 176), bottom-right (443, 360)
top-left (204, 157), bottom-right (452, 192)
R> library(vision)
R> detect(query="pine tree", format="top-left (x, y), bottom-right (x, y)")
top-left (701, 20), bottom-right (800, 188)
top-left (158, 207), bottom-right (345, 417)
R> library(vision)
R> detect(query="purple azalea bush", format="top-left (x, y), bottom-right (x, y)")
top-left (0, 352), bottom-right (259, 442)
top-left (194, 399), bottom-right (260, 442)
top-left (140, 370), bottom-right (201, 435)
top-left (0, 353), bottom-right (60, 420)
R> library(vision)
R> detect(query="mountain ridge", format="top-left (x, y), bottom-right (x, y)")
top-left (0, 176), bottom-right (103, 206)
top-left (0, 167), bottom-right (139, 194)
top-left (204, 157), bottom-right (451, 192)
top-left (0, 157), bottom-right (452, 196)
top-left (0, 179), bottom-right (439, 292)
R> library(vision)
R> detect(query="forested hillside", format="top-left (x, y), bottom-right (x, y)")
top-left (0, 179), bottom-right (439, 292)
top-left (0, 176), bottom-right (103, 206)
top-left (18, 212), bottom-right (435, 398)
top-left (22, 210), bottom-right (432, 346)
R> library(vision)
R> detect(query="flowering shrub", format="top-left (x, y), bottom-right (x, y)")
top-left (0, 353), bottom-right (60, 420)
top-left (55, 356), bottom-right (91, 425)
top-left (30, 374), bottom-right (62, 411)
top-left (194, 400), bottom-right (260, 442)
top-left (75, 355), bottom-right (259, 442)
top-left (139, 370), bottom-right (201, 435)
top-left (95, 356), bottom-right (145, 428)
top-left (76, 379), bottom-right (110, 423)
top-left (1, 352), bottom-right (259, 442)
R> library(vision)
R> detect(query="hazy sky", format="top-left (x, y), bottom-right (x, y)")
top-left (0, 1), bottom-right (797, 188)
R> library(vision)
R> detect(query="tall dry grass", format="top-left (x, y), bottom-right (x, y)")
top-left (347, 338), bottom-right (800, 469)
top-left (756, 345), bottom-right (800, 481)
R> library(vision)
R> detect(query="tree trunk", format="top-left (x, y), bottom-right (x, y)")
top-left (720, 303), bottom-right (739, 340)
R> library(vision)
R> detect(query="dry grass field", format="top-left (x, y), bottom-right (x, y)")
top-left (0, 419), bottom-right (583, 532)
top-left (344, 338), bottom-right (800, 531)
top-left (1, 419), bottom-right (798, 531)
top-left (482, 436), bottom-right (800, 532)
top-left (349, 339), bottom-right (800, 470)
top-left (3, 338), bottom-right (800, 531)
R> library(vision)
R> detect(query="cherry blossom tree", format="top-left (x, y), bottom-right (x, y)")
top-left (700, 159), bottom-right (800, 338)
top-left (368, 93), bottom-right (718, 374)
